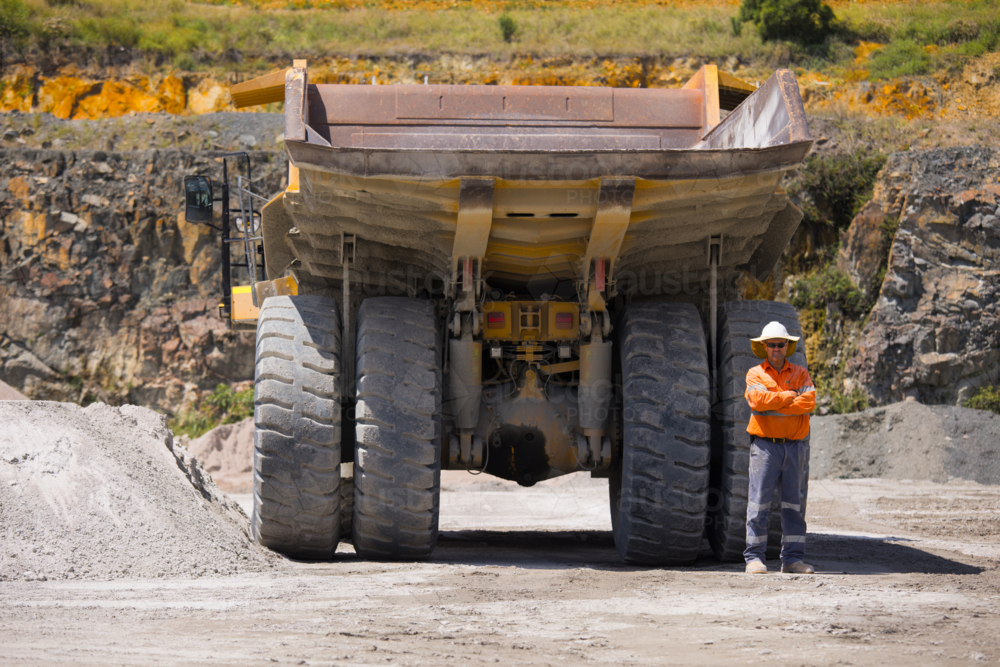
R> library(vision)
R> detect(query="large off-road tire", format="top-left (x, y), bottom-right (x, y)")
top-left (352, 297), bottom-right (442, 560)
top-left (252, 295), bottom-right (343, 560)
top-left (609, 302), bottom-right (712, 565)
top-left (708, 300), bottom-right (810, 562)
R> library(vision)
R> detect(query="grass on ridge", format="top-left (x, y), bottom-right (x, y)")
top-left (0, 0), bottom-right (996, 78)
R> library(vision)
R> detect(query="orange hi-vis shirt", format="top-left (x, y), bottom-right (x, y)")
top-left (745, 360), bottom-right (815, 441)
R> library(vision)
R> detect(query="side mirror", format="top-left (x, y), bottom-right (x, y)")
top-left (184, 175), bottom-right (214, 223)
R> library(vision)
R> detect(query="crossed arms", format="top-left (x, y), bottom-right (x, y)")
top-left (745, 369), bottom-right (816, 416)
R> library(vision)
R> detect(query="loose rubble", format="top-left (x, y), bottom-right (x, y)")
top-left (810, 400), bottom-right (1000, 484)
top-left (0, 401), bottom-right (278, 582)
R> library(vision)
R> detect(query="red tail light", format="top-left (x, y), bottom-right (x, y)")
top-left (555, 313), bottom-right (573, 330)
top-left (487, 312), bottom-right (505, 329)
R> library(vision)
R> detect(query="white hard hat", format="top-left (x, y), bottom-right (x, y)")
top-left (750, 321), bottom-right (800, 358)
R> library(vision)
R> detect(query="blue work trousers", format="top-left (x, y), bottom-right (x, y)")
top-left (744, 436), bottom-right (808, 565)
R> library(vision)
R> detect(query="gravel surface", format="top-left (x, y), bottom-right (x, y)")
top-left (0, 402), bottom-right (279, 582)
top-left (1, 477), bottom-right (999, 666)
top-left (0, 110), bottom-right (283, 153)
top-left (810, 401), bottom-right (1000, 484)
top-left (2, 400), bottom-right (1000, 664)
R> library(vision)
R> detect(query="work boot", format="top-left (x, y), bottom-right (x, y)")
top-left (781, 561), bottom-right (815, 574)
top-left (745, 559), bottom-right (768, 574)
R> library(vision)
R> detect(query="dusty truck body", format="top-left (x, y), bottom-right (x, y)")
top-left (203, 62), bottom-right (813, 564)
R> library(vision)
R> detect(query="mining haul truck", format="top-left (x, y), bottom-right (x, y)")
top-left (183, 61), bottom-right (812, 565)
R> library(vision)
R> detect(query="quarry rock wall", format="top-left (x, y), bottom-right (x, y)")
top-left (0, 147), bottom-right (285, 414)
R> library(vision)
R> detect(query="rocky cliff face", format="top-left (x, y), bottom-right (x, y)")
top-left (842, 148), bottom-right (1000, 405)
top-left (0, 147), bottom-right (285, 413)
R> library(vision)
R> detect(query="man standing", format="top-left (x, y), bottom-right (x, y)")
top-left (744, 321), bottom-right (816, 575)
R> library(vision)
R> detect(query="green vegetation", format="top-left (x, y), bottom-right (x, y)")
top-left (828, 383), bottom-right (870, 414)
top-left (0, 0), bottom-right (997, 78)
top-left (811, 367), bottom-right (872, 415)
top-left (865, 38), bottom-right (931, 80)
top-left (784, 141), bottom-right (897, 317)
top-left (170, 383), bottom-right (254, 439)
top-left (963, 385), bottom-right (1000, 414)
top-left (0, 0), bottom-right (29, 71)
top-left (789, 263), bottom-right (869, 318)
top-left (0, 0), bottom-right (28, 44)
top-left (736, 0), bottom-right (838, 45)
top-left (498, 13), bottom-right (516, 43)
top-left (865, 20), bottom-right (1000, 80)
top-left (787, 149), bottom-right (888, 231)
top-left (844, 1), bottom-right (1000, 80)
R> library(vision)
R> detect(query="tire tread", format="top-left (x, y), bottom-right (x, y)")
top-left (352, 297), bottom-right (442, 560)
top-left (611, 302), bottom-right (712, 565)
top-left (252, 295), bottom-right (343, 560)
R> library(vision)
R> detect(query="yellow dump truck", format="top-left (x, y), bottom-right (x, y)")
top-left (184, 61), bottom-right (813, 564)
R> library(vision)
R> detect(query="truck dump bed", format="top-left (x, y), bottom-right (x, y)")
top-left (238, 64), bottom-right (811, 296)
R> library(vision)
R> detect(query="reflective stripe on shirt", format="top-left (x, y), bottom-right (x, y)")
top-left (751, 409), bottom-right (797, 418)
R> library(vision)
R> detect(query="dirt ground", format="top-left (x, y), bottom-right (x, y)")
top-left (1, 472), bottom-right (998, 667)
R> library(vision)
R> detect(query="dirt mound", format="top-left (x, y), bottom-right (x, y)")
top-left (0, 379), bottom-right (27, 400)
top-left (186, 417), bottom-right (255, 493)
top-left (810, 400), bottom-right (1000, 484)
top-left (0, 402), bottom-right (279, 582)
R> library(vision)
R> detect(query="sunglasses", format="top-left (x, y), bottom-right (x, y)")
top-left (765, 342), bottom-right (787, 349)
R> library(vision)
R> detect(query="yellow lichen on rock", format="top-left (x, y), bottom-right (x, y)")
top-left (17, 210), bottom-right (49, 247)
top-left (2, 52), bottom-right (998, 125)
top-left (804, 77), bottom-right (938, 120)
top-left (7, 176), bottom-right (31, 203)
top-left (177, 212), bottom-right (214, 265)
top-left (854, 41), bottom-right (882, 65)
top-left (75, 80), bottom-right (159, 120)
top-left (73, 76), bottom-right (187, 120)
top-left (0, 67), bottom-right (36, 113)
top-left (157, 76), bottom-right (186, 114)
top-left (36, 76), bottom-right (100, 119)
top-left (188, 79), bottom-right (229, 114)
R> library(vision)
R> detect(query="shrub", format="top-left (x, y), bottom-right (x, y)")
top-left (830, 386), bottom-right (869, 414)
top-left (170, 383), bottom-right (255, 439)
top-left (814, 376), bottom-right (869, 415)
top-left (77, 16), bottom-right (142, 49)
top-left (736, 0), bottom-right (838, 45)
top-left (730, 16), bottom-right (742, 37)
top-left (0, 0), bottom-right (31, 56)
top-left (787, 149), bottom-right (888, 230)
top-left (963, 385), bottom-right (1000, 414)
top-left (498, 13), bottom-right (517, 43)
top-left (848, 17), bottom-right (892, 43)
top-left (866, 38), bottom-right (930, 80)
top-left (790, 263), bottom-right (869, 317)
top-left (204, 382), bottom-right (255, 422)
